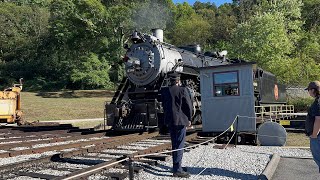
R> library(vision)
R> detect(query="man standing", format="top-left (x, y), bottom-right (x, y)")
top-left (305, 81), bottom-right (320, 172)
top-left (161, 72), bottom-right (192, 178)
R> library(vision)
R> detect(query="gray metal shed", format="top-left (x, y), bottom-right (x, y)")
top-left (200, 62), bottom-right (257, 133)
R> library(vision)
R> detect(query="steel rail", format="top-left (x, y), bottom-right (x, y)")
top-left (56, 132), bottom-right (198, 180)
top-left (0, 132), bottom-right (158, 173)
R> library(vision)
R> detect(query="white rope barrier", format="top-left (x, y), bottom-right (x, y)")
top-left (133, 115), bottom-right (239, 159)
top-left (193, 125), bottom-right (237, 177)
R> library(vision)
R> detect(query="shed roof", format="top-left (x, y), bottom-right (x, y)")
top-left (198, 62), bottom-right (256, 70)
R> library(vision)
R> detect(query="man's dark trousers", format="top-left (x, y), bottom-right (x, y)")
top-left (169, 125), bottom-right (186, 173)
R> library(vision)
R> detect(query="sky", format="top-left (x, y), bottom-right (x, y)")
top-left (172, 0), bottom-right (232, 7)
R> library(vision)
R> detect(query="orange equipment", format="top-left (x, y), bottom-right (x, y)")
top-left (0, 78), bottom-right (24, 125)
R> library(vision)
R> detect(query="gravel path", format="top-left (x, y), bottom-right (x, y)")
top-left (0, 151), bottom-right (58, 166)
top-left (135, 145), bottom-right (311, 180)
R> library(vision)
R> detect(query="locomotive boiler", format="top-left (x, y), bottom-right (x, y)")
top-left (105, 29), bottom-right (228, 131)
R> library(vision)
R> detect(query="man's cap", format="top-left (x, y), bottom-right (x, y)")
top-left (305, 81), bottom-right (320, 90)
top-left (168, 72), bottom-right (180, 80)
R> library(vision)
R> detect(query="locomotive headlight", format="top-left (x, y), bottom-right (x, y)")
top-left (133, 59), bottom-right (140, 65)
top-left (126, 57), bottom-right (140, 66)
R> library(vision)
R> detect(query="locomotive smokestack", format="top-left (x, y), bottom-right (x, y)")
top-left (152, 28), bottom-right (163, 42)
top-left (131, 30), bottom-right (140, 42)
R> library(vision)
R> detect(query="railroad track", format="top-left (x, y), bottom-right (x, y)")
top-left (0, 127), bottom-right (109, 158)
top-left (0, 127), bottom-right (209, 180)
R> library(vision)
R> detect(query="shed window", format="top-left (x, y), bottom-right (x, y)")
top-left (213, 71), bottom-right (239, 96)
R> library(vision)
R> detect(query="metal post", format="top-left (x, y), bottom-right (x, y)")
top-left (235, 115), bottom-right (239, 147)
top-left (128, 157), bottom-right (134, 180)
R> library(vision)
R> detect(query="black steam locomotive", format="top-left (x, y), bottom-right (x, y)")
top-left (105, 29), bottom-right (229, 131)
top-left (104, 29), bottom-right (288, 132)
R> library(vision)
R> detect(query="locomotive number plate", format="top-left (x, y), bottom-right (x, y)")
top-left (279, 120), bottom-right (290, 126)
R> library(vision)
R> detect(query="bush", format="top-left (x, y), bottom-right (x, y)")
top-left (23, 78), bottom-right (66, 91)
top-left (287, 97), bottom-right (314, 112)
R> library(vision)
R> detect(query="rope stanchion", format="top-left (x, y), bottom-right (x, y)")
top-left (235, 115), bottom-right (239, 147)
top-left (193, 116), bottom-right (238, 176)
top-left (224, 128), bottom-right (237, 149)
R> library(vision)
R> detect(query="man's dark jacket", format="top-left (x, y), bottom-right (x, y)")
top-left (161, 85), bottom-right (193, 126)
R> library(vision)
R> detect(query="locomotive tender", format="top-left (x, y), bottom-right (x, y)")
top-left (105, 29), bottom-right (228, 131)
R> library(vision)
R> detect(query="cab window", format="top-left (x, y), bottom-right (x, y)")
top-left (213, 71), bottom-right (239, 96)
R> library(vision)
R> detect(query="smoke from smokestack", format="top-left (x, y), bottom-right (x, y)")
top-left (132, 1), bottom-right (173, 33)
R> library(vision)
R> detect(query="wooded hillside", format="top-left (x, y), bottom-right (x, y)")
top-left (1, 0), bottom-right (319, 90)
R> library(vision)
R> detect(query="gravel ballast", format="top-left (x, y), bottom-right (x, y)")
top-left (135, 145), bottom-right (311, 180)
top-left (0, 151), bottom-right (58, 166)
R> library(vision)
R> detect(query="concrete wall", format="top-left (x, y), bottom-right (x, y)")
top-left (286, 88), bottom-right (309, 99)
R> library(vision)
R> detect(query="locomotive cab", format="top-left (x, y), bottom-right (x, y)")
top-left (200, 63), bottom-right (294, 145)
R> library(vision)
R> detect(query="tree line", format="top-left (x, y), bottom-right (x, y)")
top-left (0, 0), bottom-right (319, 90)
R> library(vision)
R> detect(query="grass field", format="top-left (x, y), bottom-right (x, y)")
top-left (21, 90), bottom-right (113, 122)
top-left (286, 132), bottom-right (309, 147)
top-left (20, 90), bottom-right (309, 147)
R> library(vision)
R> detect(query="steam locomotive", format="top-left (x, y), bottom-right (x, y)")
top-left (104, 29), bottom-right (290, 136)
top-left (105, 29), bottom-right (229, 131)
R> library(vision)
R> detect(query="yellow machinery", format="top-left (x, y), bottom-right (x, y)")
top-left (0, 78), bottom-right (24, 125)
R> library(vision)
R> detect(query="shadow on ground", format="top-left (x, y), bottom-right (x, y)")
top-left (36, 90), bottom-right (114, 98)
top-left (140, 164), bottom-right (258, 179)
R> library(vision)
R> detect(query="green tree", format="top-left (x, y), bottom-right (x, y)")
top-left (193, 1), bottom-right (217, 12)
top-left (233, 0), bottom-right (303, 42)
top-left (290, 30), bottom-right (320, 85)
top-left (302, 0), bottom-right (320, 31)
top-left (71, 53), bottom-right (112, 89)
top-left (210, 3), bottom-right (238, 43)
top-left (230, 12), bottom-right (294, 83)
top-left (173, 2), bottom-right (196, 21)
top-left (106, 4), bottom-right (133, 82)
top-left (171, 14), bottom-right (211, 46)
top-left (2, 0), bottom-right (52, 7)
top-left (0, 2), bottom-right (49, 86)
top-left (39, 0), bottom-right (114, 89)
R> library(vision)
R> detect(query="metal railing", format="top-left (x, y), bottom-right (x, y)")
top-left (255, 104), bottom-right (295, 122)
